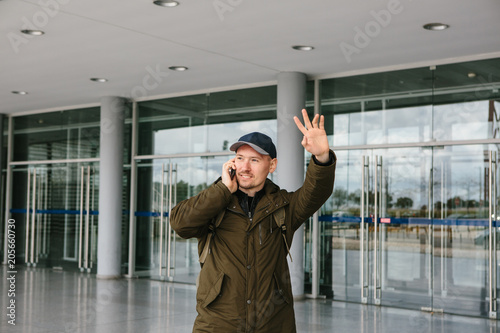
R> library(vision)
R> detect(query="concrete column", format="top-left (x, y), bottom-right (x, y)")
top-left (97, 96), bottom-right (126, 279)
top-left (276, 72), bottom-right (307, 299)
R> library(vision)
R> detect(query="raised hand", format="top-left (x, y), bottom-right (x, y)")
top-left (293, 109), bottom-right (330, 163)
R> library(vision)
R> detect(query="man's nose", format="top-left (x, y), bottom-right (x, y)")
top-left (241, 160), bottom-right (251, 170)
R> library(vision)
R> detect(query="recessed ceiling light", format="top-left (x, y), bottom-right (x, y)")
top-left (423, 23), bottom-right (450, 31)
top-left (169, 66), bottom-right (188, 71)
top-left (21, 29), bottom-right (45, 36)
top-left (292, 45), bottom-right (314, 51)
top-left (12, 91), bottom-right (28, 95)
top-left (90, 78), bottom-right (108, 83)
top-left (153, 0), bottom-right (179, 7)
top-left (468, 72), bottom-right (477, 78)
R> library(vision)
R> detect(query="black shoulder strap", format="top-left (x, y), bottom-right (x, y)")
top-left (199, 210), bottom-right (225, 264)
top-left (272, 207), bottom-right (293, 262)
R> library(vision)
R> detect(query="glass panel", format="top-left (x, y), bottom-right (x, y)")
top-left (319, 149), bottom-right (364, 300)
top-left (9, 163), bottom-right (99, 272)
top-left (121, 166), bottom-right (131, 271)
top-left (433, 100), bottom-right (500, 142)
top-left (376, 148), bottom-right (432, 309)
top-left (137, 86), bottom-right (277, 156)
top-left (432, 59), bottom-right (500, 142)
top-left (321, 67), bottom-right (434, 147)
top-left (13, 108), bottom-right (101, 161)
top-left (431, 144), bottom-right (496, 317)
top-left (321, 58), bottom-right (500, 147)
top-left (12, 105), bottom-right (132, 163)
top-left (134, 155), bottom-right (230, 284)
top-left (321, 144), bottom-right (500, 316)
top-left (322, 148), bottom-right (433, 311)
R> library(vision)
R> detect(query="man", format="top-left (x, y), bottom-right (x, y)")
top-left (170, 109), bottom-right (336, 332)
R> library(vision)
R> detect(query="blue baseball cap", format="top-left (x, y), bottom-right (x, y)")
top-left (230, 132), bottom-right (277, 159)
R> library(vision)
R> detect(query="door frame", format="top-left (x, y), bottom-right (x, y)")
top-left (2, 157), bottom-right (99, 268)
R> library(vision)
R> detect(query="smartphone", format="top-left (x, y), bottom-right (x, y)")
top-left (229, 168), bottom-right (236, 180)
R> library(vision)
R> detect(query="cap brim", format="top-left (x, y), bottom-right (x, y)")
top-left (230, 142), bottom-right (269, 156)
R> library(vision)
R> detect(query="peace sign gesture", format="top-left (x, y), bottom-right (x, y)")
top-left (293, 109), bottom-right (331, 163)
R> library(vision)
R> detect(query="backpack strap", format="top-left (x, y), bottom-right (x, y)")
top-left (199, 209), bottom-right (226, 264)
top-left (199, 206), bottom-right (292, 264)
top-left (272, 207), bottom-right (293, 262)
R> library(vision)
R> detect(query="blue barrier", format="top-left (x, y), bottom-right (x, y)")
top-left (9, 208), bottom-right (493, 227)
top-left (319, 215), bottom-right (497, 227)
top-left (10, 208), bottom-right (170, 218)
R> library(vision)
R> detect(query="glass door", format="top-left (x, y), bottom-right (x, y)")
top-left (77, 165), bottom-right (98, 272)
top-left (134, 155), bottom-right (229, 284)
top-left (324, 144), bottom-right (500, 318)
top-left (22, 166), bottom-right (50, 266)
top-left (325, 148), bottom-right (434, 310)
top-left (362, 148), bottom-right (434, 309)
top-left (431, 144), bottom-right (499, 318)
top-left (135, 160), bottom-right (179, 281)
top-left (9, 163), bottom-right (99, 271)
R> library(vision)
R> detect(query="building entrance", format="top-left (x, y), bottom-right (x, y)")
top-left (8, 163), bottom-right (99, 272)
top-left (322, 144), bottom-right (500, 318)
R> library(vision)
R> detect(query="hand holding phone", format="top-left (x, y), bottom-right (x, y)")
top-left (223, 159), bottom-right (238, 193)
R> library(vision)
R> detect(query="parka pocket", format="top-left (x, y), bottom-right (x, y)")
top-left (273, 272), bottom-right (291, 304)
top-left (199, 269), bottom-right (225, 308)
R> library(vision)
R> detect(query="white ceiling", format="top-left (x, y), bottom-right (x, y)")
top-left (2, 0), bottom-right (500, 115)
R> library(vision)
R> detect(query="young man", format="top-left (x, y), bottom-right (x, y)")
top-left (170, 109), bottom-right (336, 332)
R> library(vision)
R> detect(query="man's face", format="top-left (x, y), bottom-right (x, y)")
top-left (234, 145), bottom-right (277, 195)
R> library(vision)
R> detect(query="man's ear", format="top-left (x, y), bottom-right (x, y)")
top-left (269, 158), bottom-right (277, 173)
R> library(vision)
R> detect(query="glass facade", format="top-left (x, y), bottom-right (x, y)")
top-left (1, 58), bottom-right (500, 319)
top-left (314, 58), bottom-right (500, 318)
top-left (12, 107), bottom-right (102, 162)
top-left (5, 105), bottom-right (132, 273)
top-left (137, 86), bottom-right (277, 156)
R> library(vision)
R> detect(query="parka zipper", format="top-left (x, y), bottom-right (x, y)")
top-left (259, 224), bottom-right (262, 245)
top-left (247, 210), bottom-right (263, 245)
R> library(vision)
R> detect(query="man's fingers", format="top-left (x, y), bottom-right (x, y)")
top-left (311, 114), bottom-right (320, 128)
top-left (296, 109), bottom-right (325, 133)
top-left (301, 109), bottom-right (313, 129)
top-left (319, 115), bottom-right (325, 130)
top-left (301, 136), bottom-right (307, 148)
top-left (294, 116), bottom-right (307, 134)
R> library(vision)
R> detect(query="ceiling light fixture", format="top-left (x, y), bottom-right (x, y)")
top-left (90, 78), bottom-right (108, 83)
top-left (423, 23), bottom-right (450, 31)
top-left (12, 91), bottom-right (28, 95)
top-left (467, 72), bottom-right (477, 78)
top-left (292, 45), bottom-right (314, 51)
top-left (153, 1), bottom-right (179, 7)
top-left (21, 29), bottom-right (45, 36)
top-left (169, 66), bottom-right (188, 71)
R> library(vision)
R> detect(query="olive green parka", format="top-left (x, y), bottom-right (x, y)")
top-left (170, 151), bottom-right (336, 333)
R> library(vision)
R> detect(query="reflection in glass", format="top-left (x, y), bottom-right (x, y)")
top-left (322, 58), bottom-right (500, 147)
top-left (434, 101), bottom-right (500, 141)
top-left (152, 120), bottom-right (277, 155)
top-left (12, 106), bottom-right (133, 162)
top-left (135, 156), bottom-right (230, 284)
top-left (138, 86), bottom-right (277, 156)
